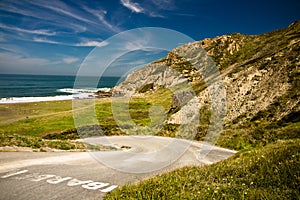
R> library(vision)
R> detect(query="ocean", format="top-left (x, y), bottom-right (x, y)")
top-left (0, 74), bottom-right (124, 103)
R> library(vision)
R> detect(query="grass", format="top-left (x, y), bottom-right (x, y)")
top-left (0, 100), bottom-right (75, 137)
top-left (1, 22), bottom-right (299, 198)
top-left (0, 132), bottom-right (85, 150)
top-left (103, 23), bottom-right (300, 198)
top-left (0, 100), bottom-right (104, 150)
top-left (217, 121), bottom-right (300, 150)
top-left (0, 93), bottom-right (174, 150)
top-left (105, 139), bottom-right (300, 199)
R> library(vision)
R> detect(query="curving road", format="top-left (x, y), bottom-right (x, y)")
top-left (0, 136), bottom-right (236, 200)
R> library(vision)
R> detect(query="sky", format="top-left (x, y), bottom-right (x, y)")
top-left (0, 0), bottom-right (299, 76)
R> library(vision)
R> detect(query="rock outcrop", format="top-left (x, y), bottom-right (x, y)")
top-left (113, 21), bottom-right (300, 126)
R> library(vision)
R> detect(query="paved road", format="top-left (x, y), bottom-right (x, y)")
top-left (0, 136), bottom-right (236, 200)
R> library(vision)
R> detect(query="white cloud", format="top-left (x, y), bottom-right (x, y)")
top-left (123, 34), bottom-right (153, 51)
top-left (125, 41), bottom-right (147, 51)
top-left (119, 0), bottom-right (169, 18)
top-left (0, 33), bottom-right (5, 42)
top-left (0, 52), bottom-right (50, 65)
top-left (33, 37), bottom-right (60, 44)
top-left (0, 23), bottom-right (56, 36)
top-left (27, 1), bottom-right (95, 25)
top-left (76, 41), bottom-right (109, 47)
top-left (0, 52), bottom-right (51, 74)
top-left (0, 0), bottom-right (115, 36)
top-left (63, 57), bottom-right (79, 64)
top-left (0, 51), bottom-right (80, 75)
top-left (82, 6), bottom-right (120, 32)
top-left (151, 0), bottom-right (176, 10)
top-left (0, 44), bottom-right (29, 57)
top-left (120, 0), bottom-right (144, 13)
top-left (33, 37), bottom-right (109, 47)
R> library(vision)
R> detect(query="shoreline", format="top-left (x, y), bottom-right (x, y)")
top-left (0, 89), bottom-right (112, 104)
top-left (0, 95), bottom-right (77, 104)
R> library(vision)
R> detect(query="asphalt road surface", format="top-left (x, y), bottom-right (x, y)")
top-left (0, 136), bottom-right (236, 200)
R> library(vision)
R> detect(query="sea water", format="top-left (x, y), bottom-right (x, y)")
top-left (0, 74), bottom-right (124, 103)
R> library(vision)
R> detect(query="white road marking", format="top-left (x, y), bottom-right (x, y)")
top-left (1, 170), bottom-right (28, 178)
top-left (82, 182), bottom-right (109, 190)
top-left (67, 179), bottom-right (93, 186)
top-left (1, 169), bottom-right (118, 193)
top-left (47, 176), bottom-right (72, 184)
top-left (30, 174), bottom-right (56, 182)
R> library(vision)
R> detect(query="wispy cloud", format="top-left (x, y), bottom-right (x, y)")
top-left (75, 40), bottom-right (109, 47)
top-left (0, 23), bottom-right (56, 36)
top-left (63, 56), bottom-right (79, 64)
top-left (28, 1), bottom-right (96, 25)
top-left (120, 0), bottom-right (144, 13)
top-left (0, 52), bottom-right (51, 72)
top-left (81, 6), bottom-right (120, 32)
top-left (33, 36), bottom-right (109, 47)
top-left (0, 44), bottom-right (30, 56)
top-left (150, 0), bottom-right (176, 11)
top-left (0, 0), bottom-right (118, 37)
top-left (33, 37), bottom-right (61, 44)
top-left (33, 37), bottom-right (109, 47)
top-left (119, 0), bottom-right (176, 18)
top-left (28, 0), bottom-right (120, 34)
top-left (0, 51), bottom-right (79, 75)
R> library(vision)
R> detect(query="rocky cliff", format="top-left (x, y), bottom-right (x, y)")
top-left (113, 21), bottom-right (300, 128)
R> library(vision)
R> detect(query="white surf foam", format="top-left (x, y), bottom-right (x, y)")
top-left (0, 95), bottom-right (74, 104)
top-left (0, 88), bottom-right (111, 104)
top-left (58, 88), bottom-right (111, 94)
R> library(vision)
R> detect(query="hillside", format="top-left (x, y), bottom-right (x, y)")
top-left (105, 22), bottom-right (300, 199)
top-left (113, 21), bottom-right (300, 149)
top-left (105, 139), bottom-right (299, 199)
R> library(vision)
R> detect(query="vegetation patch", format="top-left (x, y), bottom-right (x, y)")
top-left (105, 139), bottom-right (300, 199)
top-left (223, 122), bottom-right (299, 150)
top-left (0, 132), bottom-right (85, 151)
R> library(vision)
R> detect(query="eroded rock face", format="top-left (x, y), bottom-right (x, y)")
top-left (113, 21), bottom-right (300, 125)
top-left (95, 90), bottom-right (112, 98)
top-left (113, 62), bottom-right (186, 96)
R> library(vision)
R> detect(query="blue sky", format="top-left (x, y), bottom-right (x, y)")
top-left (0, 0), bottom-right (299, 75)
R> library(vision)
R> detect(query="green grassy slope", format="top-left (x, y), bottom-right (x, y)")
top-left (105, 139), bottom-right (300, 199)
top-left (104, 22), bottom-right (300, 199)
top-left (0, 92), bottom-right (172, 150)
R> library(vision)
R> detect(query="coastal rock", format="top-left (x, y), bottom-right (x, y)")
top-left (95, 89), bottom-right (112, 98)
top-left (113, 62), bottom-right (186, 97)
top-left (113, 21), bottom-right (300, 126)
